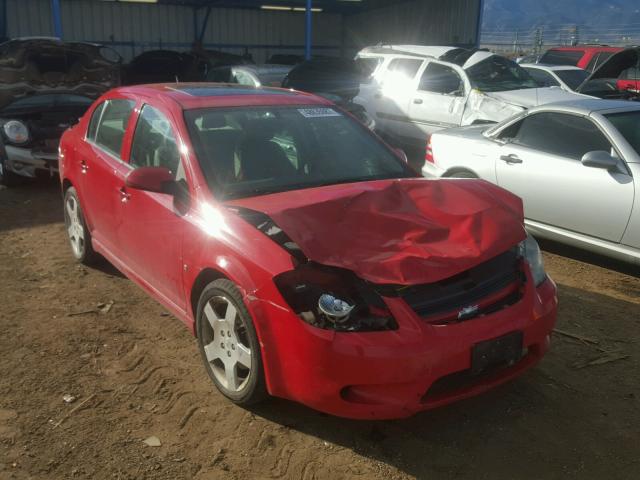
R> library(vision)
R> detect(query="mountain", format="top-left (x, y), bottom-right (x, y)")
top-left (482, 0), bottom-right (640, 40)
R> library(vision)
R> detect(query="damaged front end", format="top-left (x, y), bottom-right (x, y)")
top-left (0, 38), bottom-right (121, 182)
top-left (231, 178), bottom-right (531, 333)
top-left (232, 206), bottom-right (396, 332)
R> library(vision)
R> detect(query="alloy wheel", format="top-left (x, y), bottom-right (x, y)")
top-left (201, 295), bottom-right (253, 393)
top-left (64, 194), bottom-right (85, 258)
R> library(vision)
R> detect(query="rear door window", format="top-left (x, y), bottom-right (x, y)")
top-left (130, 105), bottom-right (180, 178)
top-left (539, 50), bottom-right (583, 66)
top-left (512, 112), bottom-right (612, 159)
top-left (385, 58), bottom-right (423, 81)
top-left (94, 99), bottom-right (135, 157)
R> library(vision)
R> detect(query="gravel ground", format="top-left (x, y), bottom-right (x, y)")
top-left (1, 181), bottom-right (639, 480)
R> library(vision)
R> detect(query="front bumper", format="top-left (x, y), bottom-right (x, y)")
top-left (3, 145), bottom-right (58, 178)
top-left (249, 270), bottom-right (558, 420)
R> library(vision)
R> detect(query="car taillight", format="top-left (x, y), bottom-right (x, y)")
top-left (425, 135), bottom-right (434, 164)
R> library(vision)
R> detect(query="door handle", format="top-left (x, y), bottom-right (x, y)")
top-left (500, 154), bottom-right (523, 164)
top-left (413, 98), bottom-right (423, 104)
top-left (80, 160), bottom-right (89, 174)
top-left (119, 187), bottom-right (131, 202)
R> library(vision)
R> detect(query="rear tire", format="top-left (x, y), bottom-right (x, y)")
top-left (63, 187), bottom-right (98, 265)
top-left (196, 279), bottom-right (267, 406)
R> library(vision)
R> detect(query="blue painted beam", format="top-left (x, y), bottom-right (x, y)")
top-left (305, 0), bottom-right (312, 60)
top-left (51, 0), bottom-right (62, 39)
top-left (475, 0), bottom-right (484, 48)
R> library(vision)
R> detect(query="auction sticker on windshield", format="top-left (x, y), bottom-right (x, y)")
top-left (298, 108), bottom-right (341, 118)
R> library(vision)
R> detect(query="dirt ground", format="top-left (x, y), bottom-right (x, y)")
top-left (0, 181), bottom-right (639, 480)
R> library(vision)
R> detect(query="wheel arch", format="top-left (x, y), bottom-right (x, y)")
top-left (443, 167), bottom-right (479, 178)
top-left (189, 267), bottom-right (229, 330)
top-left (62, 178), bottom-right (73, 192)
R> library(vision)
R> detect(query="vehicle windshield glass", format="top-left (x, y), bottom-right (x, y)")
top-left (555, 69), bottom-right (590, 90)
top-left (1, 94), bottom-right (93, 113)
top-left (184, 106), bottom-right (413, 200)
top-left (605, 111), bottom-right (640, 155)
top-left (465, 55), bottom-right (538, 92)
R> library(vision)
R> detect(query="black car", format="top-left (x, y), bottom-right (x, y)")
top-left (282, 57), bottom-right (374, 129)
top-left (0, 38), bottom-right (121, 186)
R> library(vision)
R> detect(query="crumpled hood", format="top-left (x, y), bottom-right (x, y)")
top-left (229, 178), bottom-right (526, 285)
top-left (0, 38), bottom-right (120, 110)
top-left (486, 87), bottom-right (585, 108)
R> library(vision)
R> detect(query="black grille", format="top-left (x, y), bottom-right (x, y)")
top-left (399, 249), bottom-right (523, 321)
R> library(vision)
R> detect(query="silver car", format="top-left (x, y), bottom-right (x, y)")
top-left (422, 99), bottom-right (640, 265)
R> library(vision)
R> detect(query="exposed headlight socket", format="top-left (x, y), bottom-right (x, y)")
top-left (318, 294), bottom-right (355, 324)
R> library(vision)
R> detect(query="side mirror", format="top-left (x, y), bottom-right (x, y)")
top-left (125, 166), bottom-right (175, 194)
top-left (394, 147), bottom-right (408, 163)
top-left (581, 150), bottom-right (619, 170)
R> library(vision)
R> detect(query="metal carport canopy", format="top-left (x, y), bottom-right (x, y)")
top-left (48, 0), bottom-right (431, 60)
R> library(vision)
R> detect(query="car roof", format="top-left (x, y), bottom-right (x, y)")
top-left (358, 45), bottom-right (458, 58)
top-left (113, 83), bottom-right (330, 109)
top-left (521, 63), bottom-right (585, 71)
top-left (531, 99), bottom-right (640, 115)
top-left (546, 46), bottom-right (623, 53)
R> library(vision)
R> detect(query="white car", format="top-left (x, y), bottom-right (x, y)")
top-left (353, 45), bottom-right (588, 148)
top-left (421, 99), bottom-right (640, 265)
top-left (521, 64), bottom-right (590, 92)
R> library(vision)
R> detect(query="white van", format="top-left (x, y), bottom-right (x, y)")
top-left (354, 45), bottom-right (589, 147)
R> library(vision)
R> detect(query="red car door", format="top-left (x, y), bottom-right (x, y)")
top-left (117, 103), bottom-right (188, 314)
top-left (79, 98), bottom-right (137, 257)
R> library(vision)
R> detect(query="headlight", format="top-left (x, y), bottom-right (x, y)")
top-left (274, 263), bottom-right (397, 332)
top-left (519, 234), bottom-right (547, 286)
top-left (3, 120), bottom-right (29, 145)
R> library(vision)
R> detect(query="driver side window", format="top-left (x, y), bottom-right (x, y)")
top-left (503, 112), bottom-right (612, 160)
top-left (130, 105), bottom-right (181, 179)
top-left (418, 63), bottom-right (463, 95)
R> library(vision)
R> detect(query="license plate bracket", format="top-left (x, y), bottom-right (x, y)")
top-left (471, 331), bottom-right (523, 375)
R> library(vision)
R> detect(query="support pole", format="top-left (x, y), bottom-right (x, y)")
top-left (474, 0), bottom-right (484, 48)
top-left (198, 5), bottom-right (212, 43)
top-left (305, 0), bottom-right (312, 60)
top-left (51, 0), bottom-right (62, 39)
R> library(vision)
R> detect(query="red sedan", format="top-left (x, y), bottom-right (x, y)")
top-left (58, 84), bottom-right (557, 419)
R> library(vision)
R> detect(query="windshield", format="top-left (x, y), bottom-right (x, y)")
top-left (605, 111), bottom-right (640, 155)
top-left (185, 106), bottom-right (413, 199)
top-left (1, 94), bottom-right (93, 114)
top-left (465, 55), bottom-right (538, 92)
top-left (555, 69), bottom-right (590, 90)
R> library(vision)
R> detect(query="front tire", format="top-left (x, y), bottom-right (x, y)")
top-left (196, 279), bottom-right (267, 406)
top-left (0, 157), bottom-right (21, 187)
top-left (63, 187), bottom-right (98, 265)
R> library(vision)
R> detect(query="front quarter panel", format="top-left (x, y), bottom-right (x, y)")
top-left (181, 201), bottom-right (298, 394)
top-left (621, 162), bottom-right (640, 250)
top-left (462, 90), bottom-right (525, 125)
